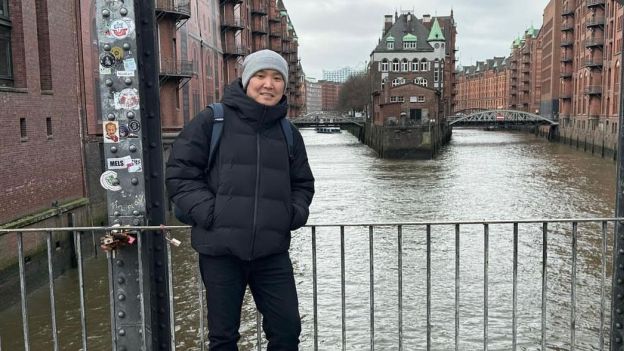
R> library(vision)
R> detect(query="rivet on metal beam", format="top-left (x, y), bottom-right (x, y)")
top-left (114, 219), bottom-right (121, 225)
top-left (616, 337), bottom-right (622, 343)
top-left (123, 43), bottom-right (131, 50)
top-left (117, 277), bottom-right (125, 284)
top-left (127, 111), bottom-right (135, 119)
top-left (120, 7), bottom-right (128, 16)
top-left (618, 308), bottom-right (623, 314)
top-left (105, 79), bottom-right (113, 87)
top-left (107, 113), bottom-right (115, 121)
top-left (618, 322), bottom-right (623, 329)
top-left (102, 9), bottom-right (110, 17)
top-left (116, 260), bottom-right (124, 267)
top-left (124, 78), bottom-right (133, 85)
top-left (133, 219), bottom-right (140, 225)
top-left (133, 210), bottom-right (140, 216)
top-left (118, 329), bottom-right (126, 336)
top-left (110, 146), bottom-right (118, 153)
top-left (131, 177), bottom-right (139, 185)
top-left (154, 201), bottom-right (161, 208)
top-left (118, 294), bottom-right (126, 301)
top-left (129, 145), bottom-right (137, 152)
top-left (118, 311), bottom-right (125, 318)
top-left (104, 44), bottom-right (111, 51)
top-left (114, 211), bottom-right (120, 216)
top-left (619, 294), bottom-right (624, 299)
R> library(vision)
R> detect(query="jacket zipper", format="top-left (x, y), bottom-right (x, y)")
top-left (249, 109), bottom-right (266, 259)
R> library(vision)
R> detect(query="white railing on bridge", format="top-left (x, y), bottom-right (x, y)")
top-left (448, 110), bottom-right (558, 126)
top-left (0, 217), bottom-right (616, 350)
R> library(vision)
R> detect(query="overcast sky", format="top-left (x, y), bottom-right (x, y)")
top-left (285, 0), bottom-right (548, 80)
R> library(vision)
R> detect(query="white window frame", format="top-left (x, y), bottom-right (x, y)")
top-left (401, 60), bottom-right (408, 72)
top-left (381, 60), bottom-right (388, 72)
top-left (387, 42), bottom-right (394, 50)
top-left (392, 60), bottom-right (400, 72)
top-left (411, 60), bottom-right (419, 71)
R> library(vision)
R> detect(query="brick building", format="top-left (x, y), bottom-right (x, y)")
top-left (454, 57), bottom-right (509, 112)
top-left (0, 0), bottom-right (88, 226)
top-left (319, 80), bottom-right (341, 111)
top-left (305, 78), bottom-right (322, 113)
top-left (369, 11), bottom-right (457, 126)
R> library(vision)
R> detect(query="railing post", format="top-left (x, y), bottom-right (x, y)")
top-left (94, 0), bottom-right (170, 350)
top-left (614, 1), bottom-right (624, 349)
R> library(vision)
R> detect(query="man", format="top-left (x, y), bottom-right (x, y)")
top-left (166, 49), bottom-right (314, 350)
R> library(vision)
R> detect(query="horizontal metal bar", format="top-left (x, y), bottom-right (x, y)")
top-left (3, 217), bottom-right (624, 233)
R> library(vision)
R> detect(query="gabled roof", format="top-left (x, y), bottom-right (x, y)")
top-left (427, 18), bottom-right (445, 41)
top-left (403, 33), bottom-right (417, 42)
top-left (373, 13), bottom-right (436, 52)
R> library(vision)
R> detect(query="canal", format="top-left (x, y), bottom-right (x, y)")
top-left (0, 128), bottom-right (618, 350)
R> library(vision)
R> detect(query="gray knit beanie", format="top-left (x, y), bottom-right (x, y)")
top-left (241, 50), bottom-right (288, 92)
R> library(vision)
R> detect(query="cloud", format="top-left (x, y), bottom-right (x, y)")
top-left (285, 0), bottom-right (547, 78)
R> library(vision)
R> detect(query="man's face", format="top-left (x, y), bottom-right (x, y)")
top-left (106, 124), bottom-right (116, 136)
top-left (246, 69), bottom-right (285, 106)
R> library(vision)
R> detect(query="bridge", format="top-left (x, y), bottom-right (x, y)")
top-left (290, 116), bottom-right (365, 128)
top-left (448, 109), bottom-right (558, 126)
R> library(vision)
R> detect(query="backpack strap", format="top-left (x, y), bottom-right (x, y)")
top-left (280, 118), bottom-right (294, 160)
top-left (208, 103), bottom-right (224, 167)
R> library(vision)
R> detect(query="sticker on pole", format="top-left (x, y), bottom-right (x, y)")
top-left (104, 121), bottom-right (120, 143)
top-left (107, 18), bottom-right (135, 40)
top-left (114, 88), bottom-right (140, 110)
top-left (100, 170), bottom-right (122, 191)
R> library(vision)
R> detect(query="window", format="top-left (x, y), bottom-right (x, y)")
top-left (414, 77), bottom-right (427, 86)
top-left (411, 59), bottom-right (419, 71)
top-left (392, 77), bottom-right (405, 87)
top-left (0, 0), bottom-right (12, 86)
top-left (401, 59), bottom-right (408, 71)
top-left (20, 117), bottom-right (27, 141)
top-left (418, 96), bottom-right (425, 102)
top-left (434, 70), bottom-right (439, 82)
top-left (381, 59), bottom-right (388, 72)
top-left (387, 42), bottom-right (394, 50)
top-left (390, 96), bottom-right (405, 103)
top-left (403, 41), bottom-right (416, 49)
top-left (420, 59), bottom-right (428, 71)
top-left (46, 117), bottom-right (52, 137)
top-left (392, 59), bottom-right (399, 72)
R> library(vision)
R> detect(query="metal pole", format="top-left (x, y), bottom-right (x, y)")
top-left (613, 1), bottom-right (624, 349)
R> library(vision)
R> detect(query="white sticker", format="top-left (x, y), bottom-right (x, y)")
top-left (100, 170), bottom-right (122, 191)
top-left (107, 155), bottom-right (132, 170)
top-left (127, 158), bottom-right (143, 173)
top-left (114, 88), bottom-right (140, 110)
top-left (124, 58), bottom-right (137, 71)
top-left (99, 67), bottom-right (112, 75)
top-left (116, 70), bottom-right (134, 77)
top-left (103, 121), bottom-right (120, 143)
top-left (107, 19), bottom-right (135, 39)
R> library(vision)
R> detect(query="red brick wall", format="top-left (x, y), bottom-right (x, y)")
top-left (0, 0), bottom-right (84, 224)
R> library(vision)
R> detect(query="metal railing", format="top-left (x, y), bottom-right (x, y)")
top-left (0, 218), bottom-right (619, 350)
top-left (159, 59), bottom-right (194, 77)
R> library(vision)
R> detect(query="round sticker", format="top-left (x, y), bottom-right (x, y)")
top-left (111, 47), bottom-right (124, 60)
top-left (100, 170), bottom-right (122, 191)
top-left (128, 120), bottom-right (141, 132)
top-left (119, 124), bottom-right (129, 137)
top-left (108, 19), bottom-right (134, 39)
top-left (100, 53), bottom-right (115, 68)
top-left (115, 88), bottom-right (140, 110)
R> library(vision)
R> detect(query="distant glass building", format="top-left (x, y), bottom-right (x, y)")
top-left (322, 66), bottom-right (364, 83)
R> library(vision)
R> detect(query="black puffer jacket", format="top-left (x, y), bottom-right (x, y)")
top-left (166, 79), bottom-right (315, 260)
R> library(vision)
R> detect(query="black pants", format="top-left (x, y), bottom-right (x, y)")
top-left (199, 252), bottom-right (301, 351)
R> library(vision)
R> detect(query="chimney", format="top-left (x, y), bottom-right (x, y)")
top-left (384, 15), bottom-right (393, 35)
top-left (422, 14), bottom-right (431, 23)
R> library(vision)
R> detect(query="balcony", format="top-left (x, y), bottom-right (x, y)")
top-left (223, 45), bottom-right (246, 57)
top-left (561, 55), bottom-right (573, 63)
top-left (251, 4), bottom-right (268, 15)
top-left (561, 72), bottom-right (572, 79)
top-left (221, 18), bottom-right (244, 30)
top-left (159, 59), bottom-right (194, 77)
top-left (585, 58), bottom-right (603, 68)
top-left (562, 7), bottom-right (575, 16)
top-left (585, 38), bottom-right (604, 48)
top-left (560, 93), bottom-right (572, 99)
top-left (561, 23), bottom-right (574, 31)
top-left (155, 0), bottom-right (191, 22)
top-left (252, 21), bottom-right (268, 34)
top-left (587, 17), bottom-right (605, 27)
top-left (221, 0), bottom-right (243, 4)
top-left (269, 14), bottom-right (282, 22)
top-left (584, 85), bottom-right (602, 95)
top-left (560, 40), bottom-right (574, 47)
top-left (587, 0), bottom-right (605, 7)
top-left (269, 27), bottom-right (282, 37)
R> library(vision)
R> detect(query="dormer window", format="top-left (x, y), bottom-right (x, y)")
top-left (402, 33), bottom-right (417, 50)
top-left (386, 35), bottom-right (395, 50)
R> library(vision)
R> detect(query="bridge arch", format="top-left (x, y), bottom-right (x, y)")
top-left (448, 109), bottom-right (558, 126)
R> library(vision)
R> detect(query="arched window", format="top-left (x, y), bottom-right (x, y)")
top-left (411, 59), bottom-right (419, 71)
top-left (381, 59), bottom-right (388, 72)
top-left (392, 59), bottom-right (400, 72)
top-left (420, 58), bottom-right (428, 71)
top-left (401, 59), bottom-right (409, 72)
top-left (392, 77), bottom-right (406, 86)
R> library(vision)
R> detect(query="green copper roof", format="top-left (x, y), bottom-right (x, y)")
top-left (427, 18), bottom-right (445, 41)
top-left (526, 24), bottom-right (539, 38)
top-left (386, 35), bottom-right (395, 42)
top-left (402, 33), bottom-right (417, 42)
top-left (280, 10), bottom-right (287, 17)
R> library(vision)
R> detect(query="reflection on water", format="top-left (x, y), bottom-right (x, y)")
top-left (0, 129), bottom-right (618, 350)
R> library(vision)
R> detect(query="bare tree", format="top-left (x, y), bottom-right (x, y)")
top-left (337, 72), bottom-right (370, 113)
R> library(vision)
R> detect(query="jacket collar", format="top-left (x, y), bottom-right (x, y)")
top-left (222, 79), bottom-right (288, 129)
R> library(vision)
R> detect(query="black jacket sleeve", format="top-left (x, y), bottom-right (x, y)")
top-left (165, 109), bottom-right (215, 228)
top-left (289, 127), bottom-right (315, 230)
